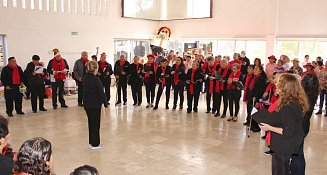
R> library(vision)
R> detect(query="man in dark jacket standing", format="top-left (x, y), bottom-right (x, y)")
top-left (114, 54), bottom-right (130, 105)
top-left (73, 51), bottom-right (89, 106)
top-left (47, 48), bottom-right (69, 109)
top-left (240, 51), bottom-right (250, 83)
top-left (24, 55), bottom-right (48, 113)
top-left (1, 57), bottom-right (25, 117)
top-left (97, 52), bottom-right (113, 104)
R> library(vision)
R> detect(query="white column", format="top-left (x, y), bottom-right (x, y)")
top-left (16, 0), bottom-right (22, 9)
top-left (89, 0), bottom-right (94, 15)
top-left (95, 0), bottom-right (100, 16)
top-left (25, 0), bottom-right (31, 9)
top-left (34, 0), bottom-right (39, 10)
top-left (77, 0), bottom-right (83, 14)
top-left (57, 0), bottom-right (62, 12)
top-left (265, 0), bottom-right (278, 60)
top-left (63, 0), bottom-right (69, 12)
top-left (83, 0), bottom-right (88, 14)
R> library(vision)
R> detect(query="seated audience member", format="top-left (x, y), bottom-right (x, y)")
top-left (302, 62), bottom-right (317, 77)
top-left (316, 56), bottom-right (324, 71)
top-left (281, 55), bottom-right (291, 71)
top-left (290, 58), bottom-right (303, 76)
top-left (274, 59), bottom-right (285, 73)
top-left (0, 115), bottom-right (14, 175)
top-left (14, 137), bottom-right (53, 175)
top-left (70, 165), bottom-right (99, 175)
top-left (265, 55), bottom-right (277, 80)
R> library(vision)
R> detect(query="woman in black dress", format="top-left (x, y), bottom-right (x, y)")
top-left (83, 61), bottom-right (108, 150)
top-left (129, 56), bottom-right (144, 106)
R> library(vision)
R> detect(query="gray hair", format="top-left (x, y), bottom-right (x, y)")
top-left (221, 58), bottom-right (228, 64)
top-left (81, 51), bottom-right (88, 56)
top-left (85, 61), bottom-right (98, 73)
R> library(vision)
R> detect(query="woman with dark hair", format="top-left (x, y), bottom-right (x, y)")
top-left (245, 65), bottom-right (267, 131)
top-left (254, 73), bottom-right (309, 175)
top-left (254, 58), bottom-right (262, 67)
top-left (171, 56), bottom-right (186, 111)
top-left (14, 137), bottom-right (53, 175)
top-left (83, 61), bottom-right (108, 150)
top-left (0, 115), bottom-right (14, 175)
top-left (70, 165), bottom-right (99, 175)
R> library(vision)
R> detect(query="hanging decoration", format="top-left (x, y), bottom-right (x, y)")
top-left (157, 26), bottom-right (172, 47)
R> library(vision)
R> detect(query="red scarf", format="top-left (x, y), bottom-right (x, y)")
top-left (161, 67), bottom-right (167, 87)
top-left (52, 58), bottom-right (66, 80)
top-left (217, 68), bottom-right (229, 91)
top-left (144, 62), bottom-right (158, 80)
top-left (190, 68), bottom-right (197, 94)
top-left (228, 71), bottom-right (241, 89)
top-left (174, 64), bottom-right (180, 85)
top-left (7, 64), bottom-right (20, 85)
top-left (243, 74), bottom-right (253, 102)
top-left (208, 64), bottom-right (217, 94)
top-left (135, 63), bottom-right (139, 72)
top-left (249, 74), bottom-right (261, 91)
top-left (120, 60), bottom-right (126, 67)
top-left (99, 61), bottom-right (106, 71)
top-left (81, 57), bottom-right (89, 70)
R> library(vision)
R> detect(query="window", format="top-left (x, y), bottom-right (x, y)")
top-left (187, 0), bottom-right (211, 18)
top-left (39, 0), bottom-right (42, 10)
top-left (61, 0), bottom-right (64, 12)
top-left (3, 0), bottom-right (7, 7)
top-left (246, 41), bottom-right (266, 63)
top-left (114, 40), bottom-right (150, 64)
top-left (217, 40), bottom-right (235, 57)
top-left (277, 41), bottom-right (299, 58)
top-left (31, 0), bottom-right (35, 9)
top-left (54, 0), bottom-right (57, 12)
top-left (235, 41), bottom-right (246, 54)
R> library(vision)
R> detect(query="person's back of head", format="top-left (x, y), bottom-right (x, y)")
top-left (70, 165), bottom-right (99, 175)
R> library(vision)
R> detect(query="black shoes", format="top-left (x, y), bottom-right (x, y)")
top-left (166, 105), bottom-right (169, 110)
top-left (78, 103), bottom-right (84, 107)
top-left (153, 106), bottom-right (158, 110)
top-left (214, 113), bottom-right (220, 117)
top-left (243, 122), bottom-right (250, 126)
top-left (40, 108), bottom-right (47, 112)
top-left (251, 128), bottom-right (261, 133)
top-left (123, 102), bottom-right (127, 105)
top-left (172, 106), bottom-right (176, 111)
top-left (264, 150), bottom-right (274, 155)
top-left (205, 111), bottom-right (210, 113)
top-left (61, 105), bottom-right (68, 108)
top-left (187, 110), bottom-right (191, 113)
top-left (53, 105), bottom-right (58, 110)
top-left (33, 110), bottom-right (37, 113)
top-left (221, 114), bottom-right (226, 118)
top-left (324, 113), bottom-right (327, 117)
top-left (115, 101), bottom-right (121, 105)
top-left (316, 110), bottom-right (322, 115)
top-left (8, 113), bottom-right (13, 117)
top-left (133, 103), bottom-right (137, 106)
top-left (193, 110), bottom-right (198, 113)
top-left (17, 111), bottom-right (25, 115)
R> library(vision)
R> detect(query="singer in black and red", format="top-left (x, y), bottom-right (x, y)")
top-left (216, 58), bottom-right (232, 118)
top-left (153, 59), bottom-right (171, 110)
top-left (227, 64), bottom-right (242, 122)
top-left (129, 56), bottom-right (144, 106)
top-left (204, 56), bottom-right (219, 114)
top-left (186, 61), bottom-right (204, 113)
top-left (114, 54), bottom-right (130, 105)
top-left (171, 56), bottom-right (186, 111)
top-left (143, 54), bottom-right (158, 108)
top-left (97, 52), bottom-right (113, 104)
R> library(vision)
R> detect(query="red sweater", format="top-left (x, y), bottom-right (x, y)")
top-left (227, 71), bottom-right (241, 90)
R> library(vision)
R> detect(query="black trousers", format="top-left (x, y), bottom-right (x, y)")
top-left (228, 90), bottom-right (241, 116)
top-left (51, 80), bottom-right (65, 107)
top-left (155, 84), bottom-right (171, 106)
top-left (217, 90), bottom-right (229, 115)
top-left (145, 81), bottom-right (156, 104)
top-left (206, 92), bottom-right (218, 112)
top-left (303, 101), bottom-right (315, 138)
top-left (246, 100), bottom-right (254, 123)
top-left (290, 143), bottom-right (306, 175)
top-left (5, 97), bottom-right (22, 115)
top-left (103, 82), bottom-right (111, 103)
top-left (30, 84), bottom-right (45, 111)
top-left (319, 89), bottom-right (327, 111)
top-left (117, 81), bottom-right (127, 103)
top-left (187, 87), bottom-right (201, 112)
top-left (173, 85), bottom-right (184, 108)
top-left (131, 84), bottom-right (142, 104)
top-left (77, 81), bottom-right (83, 104)
top-left (272, 153), bottom-right (292, 175)
top-left (84, 107), bottom-right (101, 147)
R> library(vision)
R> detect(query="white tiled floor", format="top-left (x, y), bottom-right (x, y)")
top-left (1, 87), bottom-right (327, 175)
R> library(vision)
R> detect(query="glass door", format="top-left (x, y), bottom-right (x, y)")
top-left (114, 39), bottom-right (150, 63)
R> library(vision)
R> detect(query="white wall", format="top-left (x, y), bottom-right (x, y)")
top-left (0, 0), bottom-right (158, 69)
top-left (161, 0), bottom-right (269, 38)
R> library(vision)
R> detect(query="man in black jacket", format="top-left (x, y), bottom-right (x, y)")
top-left (153, 59), bottom-right (171, 110)
top-left (1, 57), bottom-right (25, 117)
top-left (97, 52), bottom-right (113, 104)
top-left (47, 49), bottom-right (69, 109)
top-left (114, 54), bottom-right (130, 105)
top-left (240, 51), bottom-right (250, 83)
top-left (24, 55), bottom-right (48, 113)
top-left (186, 61), bottom-right (204, 113)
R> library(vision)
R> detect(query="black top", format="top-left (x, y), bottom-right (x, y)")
top-left (171, 64), bottom-right (186, 86)
top-left (114, 60), bottom-right (130, 82)
top-left (247, 74), bottom-right (267, 101)
top-left (156, 66), bottom-right (172, 86)
top-left (186, 68), bottom-right (204, 90)
top-left (0, 154), bottom-right (14, 175)
top-left (129, 63), bottom-right (144, 86)
top-left (217, 68), bottom-right (232, 90)
top-left (46, 58), bottom-right (69, 75)
top-left (253, 103), bottom-right (304, 154)
top-left (97, 61), bottom-right (113, 84)
top-left (0, 65), bottom-right (24, 98)
top-left (143, 62), bottom-right (157, 83)
top-left (204, 64), bottom-right (219, 85)
top-left (82, 73), bottom-right (108, 109)
top-left (24, 62), bottom-right (47, 86)
top-left (240, 57), bottom-right (250, 74)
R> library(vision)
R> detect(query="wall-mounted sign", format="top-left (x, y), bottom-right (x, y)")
top-left (71, 32), bottom-right (78, 36)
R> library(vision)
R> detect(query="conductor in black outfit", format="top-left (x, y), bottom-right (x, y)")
top-left (83, 61), bottom-right (108, 150)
